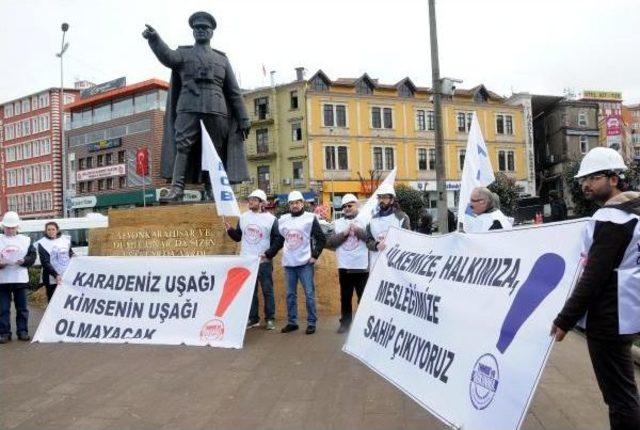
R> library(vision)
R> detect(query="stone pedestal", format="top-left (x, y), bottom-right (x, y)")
top-left (89, 204), bottom-right (342, 320)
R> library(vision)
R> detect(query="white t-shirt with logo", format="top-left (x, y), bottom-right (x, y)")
top-left (279, 212), bottom-right (315, 267)
top-left (0, 234), bottom-right (31, 284)
top-left (369, 213), bottom-right (403, 268)
top-left (334, 217), bottom-right (368, 270)
top-left (239, 211), bottom-right (276, 256)
top-left (37, 235), bottom-right (72, 283)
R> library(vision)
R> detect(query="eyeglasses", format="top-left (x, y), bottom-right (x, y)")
top-left (578, 173), bottom-right (607, 185)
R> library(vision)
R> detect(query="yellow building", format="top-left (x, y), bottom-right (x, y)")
top-left (240, 69), bottom-right (531, 208)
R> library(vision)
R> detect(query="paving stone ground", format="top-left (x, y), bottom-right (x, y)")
top-left (1, 306), bottom-right (638, 430)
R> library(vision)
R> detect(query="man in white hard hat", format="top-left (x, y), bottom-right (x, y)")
top-left (0, 212), bottom-right (37, 344)
top-left (465, 186), bottom-right (513, 233)
top-left (225, 189), bottom-right (283, 330)
top-left (365, 184), bottom-right (410, 268)
top-left (326, 194), bottom-right (369, 333)
top-left (551, 147), bottom-right (640, 429)
top-left (277, 191), bottom-right (326, 334)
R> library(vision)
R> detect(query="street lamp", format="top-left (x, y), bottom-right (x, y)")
top-left (56, 22), bottom-right (70, 217)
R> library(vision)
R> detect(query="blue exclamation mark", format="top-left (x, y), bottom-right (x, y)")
top-left (496, 253), bottom-right (565, 354)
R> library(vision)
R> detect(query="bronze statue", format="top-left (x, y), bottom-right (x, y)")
top-left (143, 11), bottom-right (251, 203)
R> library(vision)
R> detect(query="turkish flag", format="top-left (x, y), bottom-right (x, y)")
top-left (135, 147), bottom-right (149, 176)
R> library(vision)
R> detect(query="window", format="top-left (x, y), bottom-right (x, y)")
top-left (112, 97), bottom-right (134, 119)
top-left (498, 150), bottom-right (515, 172)
top-left (254, 97), bottom-right (269, 119)
top-left (118, 150), bottom-right (126, 163)
top-left (372, 107), bottom-right (393, 129)
top-left (578, 113), bottom-right (587, 127)
top-left (14, 102), bottom-right (21, 116)
top-left (324, 146), bottom-right (348, 170)
top-left (290, 91), bottom-right (299, 109)
top-left (85, 157), bottom-right (93, 169)
top-left (496, 114), bottom-right (514, 135)
top-left (457, 112), bottom-right (473, 132)
top-left (41, 163), bottom-right (52, 181)
top-left (134, 92), bottom-right (157, 113)
top-left (32, 96), bottom-right (39, 110)
top-left (5, 104), bottom-right (13, 117)
top-left (97, 154), bottom-right (104, 167)
top-left (33, 140), bottom-right (41, 157)
top-left (416, 110), bottom-right (435, 131)
top-left (22, 99), bottom-right (30, 113)
top-left (33, 193), bottom-right (42, 212)
top-left (292, 161), bottom-right (303, 180)
top-left (24, 141), bottom-right (32, 158)
top-left (291, 122), bottom-right (302, 141)
top-left (78, 158), bottom-right (85, 170)
top-left (33, 165), bottom-right (40, 183)
top-left (373, 147), bottom-right (394, 170)
top-left (580, 136), bottom-right (589, 154)
top-left (356, 80), bottom-right (373, 95)
top-left (105, 153), bottom-right (112, 166)
top-left (97, 179), bottom-right (105, 191)
top-left (311, 76), bottom-right (328, 92)
top-left (119, 176), bottom-right (127, 189)
top-left (398, 83), bottom-right (413, 98)
top-left (43, 139), bottom-right (51, 155)
top-left (257, 166), bottom-right (270, 192)
top-left (323, 104), bottom-right (347, 127)
top-left (25, 167), bottom-right (33, 185)
top-left (39, 93), bottom-right (50, 108)
top-left (25, 194), bottom-right (33, 213)
top-left (256, 128), bottom-right (269, 153)
top-left (458, 149), bottom-right (466, 171)
top-left (106, 178), bottom-right (114, 190)
top-left (86, 181), bottom-right (93, 192)
top-left (418, 148), bottom-right (428, 171)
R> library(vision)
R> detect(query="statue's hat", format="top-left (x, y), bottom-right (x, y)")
top-left (189, 11), bottom-right (216, 30)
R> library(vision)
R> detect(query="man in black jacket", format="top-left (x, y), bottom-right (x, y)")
top-left (551, 147), bottom-right (640, 430)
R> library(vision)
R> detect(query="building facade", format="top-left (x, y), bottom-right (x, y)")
top-left (240, 70), bottom-right (531, 210)
top-left (0, 88), bottom-right (79, 218)
top-left (65, 79), bottom-right (178, 216)
top-left (624, 104), bottom-right (640, 160)
top-left (532, 97), bottom-right (600, 205)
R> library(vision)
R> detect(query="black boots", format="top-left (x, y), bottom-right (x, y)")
top-left (159, 151), bottom-right (188, 203)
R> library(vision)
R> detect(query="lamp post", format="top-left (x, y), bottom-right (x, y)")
top-left (428, 0), bottom-right (449, 234)
top-left (56, 23), bottom-right (70, 217)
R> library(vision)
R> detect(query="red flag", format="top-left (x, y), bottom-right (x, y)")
top-left (135, 147), bottom-right (149, 176)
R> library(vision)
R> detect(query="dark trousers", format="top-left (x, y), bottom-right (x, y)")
top-left (0, 284), bottom-right (29, 336)
top-left (249, 261), bottom-right (275, 322)
top-left (587, 336), bottom-right (640, 430)
top-left (45, 284), bottom-right (57, 302)
top-left (174, 112), bottom-right (228, 156)
top-left (338, 269), bottom-right (368, 324)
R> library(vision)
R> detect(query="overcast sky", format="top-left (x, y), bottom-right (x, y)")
top-left (1, 0), bottom-right (638, 104)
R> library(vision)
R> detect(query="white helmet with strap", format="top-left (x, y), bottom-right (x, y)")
top-left (248, 189), bottom-right (267, 202)
top-left (575, 147), bottom-right (628, 178)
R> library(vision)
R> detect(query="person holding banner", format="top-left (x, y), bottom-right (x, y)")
top-left (365, 184), bottom-right (410, 267)
top-left (225, 189), bottom-right (282, 330)
top-left (551, 147), bottom-right (640, 430)
top-left (0, 212), bottom-right (37, 343)
top-left (465, 187), bottom-right (512, 233)
top-left (278, 191), bottom-right (326, 335)
top-left (326, 194), bottom-right (369, 334)
top-left (37, 222), bottom-right (74, 303)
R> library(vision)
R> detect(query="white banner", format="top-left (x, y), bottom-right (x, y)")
top-left (76, 164), bottom-right (126, 181)
top-left (343, 221), bottom-right (587, 430)
top-left (201, 121), bottom-right (241, 217)
top-left (34, 255), bottom-right (259, 348)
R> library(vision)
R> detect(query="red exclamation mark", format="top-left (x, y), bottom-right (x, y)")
top-left (200, 267), bottom-right (251, 343)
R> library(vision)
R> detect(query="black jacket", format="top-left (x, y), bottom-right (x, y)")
top-left (554, 194), bottom-right (640, 339)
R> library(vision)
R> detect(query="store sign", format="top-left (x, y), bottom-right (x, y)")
top-left (77, 164), bottom-right (126, 181)
top-left (80, 77), bottom-right (126, 98)
top-left (156, 188), bottom-right (202, 202)
top-left (582, 90), bottom-right (622, 101)
top-left (87, 138), bottom-right (122, 152)
top-left (69, 195), bottom-right (97, 209)
top-left (410, 181), bottom-right (461, 192)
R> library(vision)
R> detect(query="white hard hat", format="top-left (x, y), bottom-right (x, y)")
top-left (248, 189), bottom-right (267, 202)
top-left (288, 191), bottom-right (304, 202)
top-left (1, 211), bottom-right (21, 228)
top-left (341, 193), bottom-right (358, 207)
top-left (376, 183), bottom-right (395, 197)
top-left (575, 147), bottom-right (628, 178)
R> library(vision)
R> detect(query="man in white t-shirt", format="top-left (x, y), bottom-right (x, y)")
top-left (225, 189), bottom-right (283, 330)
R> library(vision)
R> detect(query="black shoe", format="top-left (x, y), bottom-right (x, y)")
top-left (281, 324), bottom-right (299, 333)
top-left (305, 326), bottom-right (316, 335)
top-left (337, 323), bottom-right (350, 334)
top-left (17, 332), bottom-right (30, 341)
top-left (158, 187), bottom-right (184, 203)
top-left (0, 334), bottom-right (11, 344)
top-left (246, 319), bottom-right (260, 329)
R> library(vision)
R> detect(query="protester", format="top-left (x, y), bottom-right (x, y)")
top-left (417, 209), bottom-right (434, 235)
top-left (278, 191), bottom-right (326, 334)
top-left (465, 186), bottom-right (513, 232)
top-left (326, 194), bottom-right (369, 333)
top-left (549, 190), bottom-right (568, 221)
top-left (0, 211), bottom-right (37, 343)
top-left (365, 184), bottom-right (410, 267)
top-left (37, 221), bottom-right (74, 303)
top-left (551, 147), bottom-right (640, 430)
top-left (225, 189), bottom-right (282, 330)
top-left (447, 209), bottom-right (457, 233)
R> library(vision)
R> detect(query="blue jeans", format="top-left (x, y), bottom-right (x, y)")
top-left (284, 263), bottom-right (317, 326)
top-left (0, 285), bottom-right (29, 336)
top-left (249, 261), bottom-right (275, 322)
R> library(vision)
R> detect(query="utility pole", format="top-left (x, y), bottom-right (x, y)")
top-left (57, 23), bottom-right (70, 217)
top-left (428, 0), bottom-right (448, 233)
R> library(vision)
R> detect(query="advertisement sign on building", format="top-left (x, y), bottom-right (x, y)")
top-left (69, 196), bottom-right (97, 209)
top-left (80, 77), bottom-right (126, 98)
top-left (87, 138), bottom-right (122, 152)
top-left (606, 115), bottom-right (623, 150)
top-left (76, 164), bottom-right (126, 181)
top-left (582, 90), bottom-right (622, 101)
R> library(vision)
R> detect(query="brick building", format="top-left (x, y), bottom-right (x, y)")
top-left (65, 78), bottom-right (177, 216)
top-left (0, 88), bottom-right (79, 218)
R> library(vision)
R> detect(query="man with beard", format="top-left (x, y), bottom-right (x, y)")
top-left (278, 191), bottom-right (326, 335)
top-left (225, 189), bottom-right (282, 330)
top-left (327, 194), bottom-right (369, 333)
top-left (551, 147), bottom-right (640, 430)
top-left (365, 184), bottom-right (410, 268)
